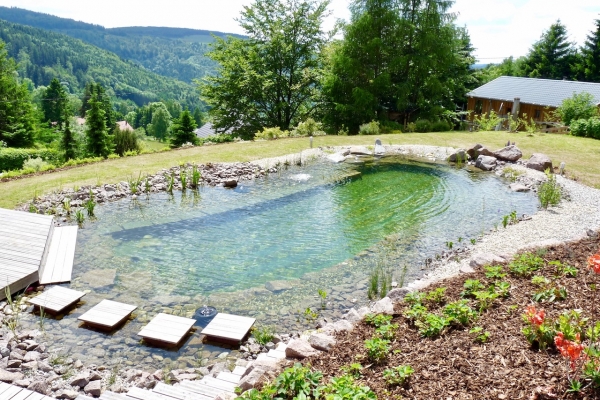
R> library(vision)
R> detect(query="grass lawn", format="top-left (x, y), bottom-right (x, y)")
top-left (2, 131), bottom-right (599, 209)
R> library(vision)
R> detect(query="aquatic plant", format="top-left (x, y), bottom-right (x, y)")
top-left (166, 173), bottom-right (175, 194)
top-left (63, 197), bottom-right (71, 216)
top-left (191, 165), bottom-right (201, 189)
top-left (75, 209), bottom-right (85, 227)
top-left (318, 289), bottom-right (327, 310)
top-left (84, 198), bottom-right (96, 218)
top-left (180, 169), bottom-right (187, 190)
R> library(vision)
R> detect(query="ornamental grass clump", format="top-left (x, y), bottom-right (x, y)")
top-left (538, 169), bottom-right (562, 209)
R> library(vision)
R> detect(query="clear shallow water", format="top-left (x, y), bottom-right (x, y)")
top-left (18, 156), bottom-right (539, 370)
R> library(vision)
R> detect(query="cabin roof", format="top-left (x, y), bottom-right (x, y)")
top-left (467, 76), bottom-right (600, 108)
top-left (194, 122), bottom-right (233, 138)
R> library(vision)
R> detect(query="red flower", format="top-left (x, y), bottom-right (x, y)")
top-left (589, 253), bottom-right (600, 274)
top-left (554, 332), bottom-right (585, 370)
top-left (526, 306), bottom-right (545, 326)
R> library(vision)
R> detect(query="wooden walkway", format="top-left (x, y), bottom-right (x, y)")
top-left (201, 313), bottom-right (256, 343)
top-left (0, 381), bottom-right (54, 400)
top-left (28, 286), bottom-right (86, 314)
top-left (38, 225), bottom-right (78, 285)
top-left (137, 313), bottom-right (196, 346)
top-left (0, 209), bottom-right (53, 300)
top-left (79, 300), bottom-right (137, 330)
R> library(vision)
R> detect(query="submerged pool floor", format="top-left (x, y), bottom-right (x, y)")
top-left (18, 156), bottom-right (539, 370)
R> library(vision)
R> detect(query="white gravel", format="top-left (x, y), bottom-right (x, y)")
top-left (252, 144), bottom-right (600, 290)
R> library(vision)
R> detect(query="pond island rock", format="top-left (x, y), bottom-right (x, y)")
top-left (526, 153), bottom-right (553, 172)
top-left (494, 145), bottom-right (523, 162)
top-left (475, 155), bottom-right (497, 171)
top-left (467, 144), bottom-right (495, 159)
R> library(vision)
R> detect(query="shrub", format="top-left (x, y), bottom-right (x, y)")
top-left (0, 148), bottom-right (61, 172)
top-left (430, 120), bottom-right (452, 132)
top-left (255, 127), bottom-right (289, 140)
top-left (201, 134), bottom-right (235, 144)
top-left (380, 120), bottom-right (403, 133)
top-left (555, 92), bottom-right (599, 126)
top-left (405, 122), bottom-right (417, 133)
top-left (474, 110), bottom-right (502, 131)
top-left (570, 117), bottom-right (600, 139)
top-left (291, 118), bottom-right (326, 137)
top-left (414, 119), bottom-right (432, 132)
top-left (359, 121), bottom-right (380, 135)
top-left (22, 157), bottom-right (49, 172)
top-left (114, 127), bottom-right (141, 156)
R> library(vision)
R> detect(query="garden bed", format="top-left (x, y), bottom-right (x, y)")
top-left (291, 232), bottom-right (600, 399)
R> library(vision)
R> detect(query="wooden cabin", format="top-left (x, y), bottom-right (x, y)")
top-left (467, 76), bottom-right (600, 131)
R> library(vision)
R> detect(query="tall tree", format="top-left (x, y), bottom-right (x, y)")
top-left (322, 0), bottom-right (473, 132)
top-left (42, 78), bottom-right (69, 128)
top-left (580, 19), bottom-right (600, 82)
top-left (199, 0), bottom-right (331, 139)
top-left (192, 107), bottom-right (204, 127)
top-left (61, 119), bottom-right (77, 160)
top-left (0, 40), bottom-right (36, 147)
top-left (85, 91), bottom-right (112, 157)
top-left (80, 82), bottom-right (116, 131)
top-left (171, 110), bottom-right (198, 148)
top-left (522, 20), bottom-right (577, 80)
top-left (147, 105), bottom-right (172, 141)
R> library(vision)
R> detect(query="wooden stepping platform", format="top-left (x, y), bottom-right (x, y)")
top-left (137, 313), bottom-right (196, 346)
top-left (0, 208), bottom-right (53, 301)
top-left (27, 286), bottom-right (86, 314)
top-left (0, 381), bottom-right (53, 400)
top-left (78, 300), bottom-right (137, 330)
top-left (201, 313), bottom-right (255, 343)
top-left (38, 225), bottom-right (78, 285)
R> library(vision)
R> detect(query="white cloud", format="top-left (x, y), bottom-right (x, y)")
top-left (0, 0), bottom-right (597, 63)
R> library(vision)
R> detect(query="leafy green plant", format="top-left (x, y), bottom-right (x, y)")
top-left (320, 374), bottom-right (377, 399)
top-left (375, 323), bottom-right (399, 341)
top-left (461, 279), bottom-right (485, 298)
top-left (364, 337), bottom-right (390, 363)
top-left (446, 241), bottom-right (453, 250)
top-left (493, 281), bottom-right (511, 298)
top-left (404, 304), bottom-right (428, 324)
top-left (84, 198), bottom-right (96, 218)
top-left (416, 313), bottom-right (451, 337)
top-left (383, 365), bottom-right (414, 386)
top-left (425, 287), bottom-right (447, 304)
top-left (484, 265), bottom-right (506, 280)
top-left (180, 169), bottom-right (187, 190)
top-left (470, 238), bottom-right (477, 245)
top-left (318, 289), bottom-right (327, 310)
top-left (340, 363), bottom-right (363, 379)
top-left (128, 172), bottom-right (142, 194)
top-left (538, 169), bottom-right (561, 209)
top-left (404, 292), bottom-right (426, 306)
top-left (252, 325), bottom-right (275, 345)
top-left (166, 173), bottom-right (175, 194)
top-left (62, 197), bottom-right (71, 216)
top-left (75, 209), bottom-right (85, 227)
top-left (302, 307), bottom-right (318, 323)
top-left (550, 260), bottom-right (577, 277)
top-left (522, 306), bottom-right (554, 350)
top-left (443, 300), bottom-right (478, 326)
top-left (367, 264), bottom-right (392, 300)
top-left (365, 314), bottom-right (393, 328)
top-left (474, 110), bottom-right (502, 131)
top-left (272, 363), bottom-right (322, 399)
top-left (531, 275), bottom-right (550, 286)
top-left (358, 121), bottom-right (380, 135)
top-left (473, 290), bottom-right (499, 312)
top-left (509, 253), bottom-right (545, 277)
top-left (555, 310), bottom-right (587, 341)
top-left (144, 176), bottom-right (151, 194)
top-left (502, 215), bottom-right (509, 229)
top-left (533, 286), bottom-right (567, 303)
top-left (469, 326), bottom-right (490, 343)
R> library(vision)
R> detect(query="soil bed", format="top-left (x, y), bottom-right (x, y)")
top-left (302, 232), bottom-right (600, 399)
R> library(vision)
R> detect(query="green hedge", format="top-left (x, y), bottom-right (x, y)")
top-left (570, 117), bottom-right (600, 139)
top-left (0, 148), bottom-right (62, 172)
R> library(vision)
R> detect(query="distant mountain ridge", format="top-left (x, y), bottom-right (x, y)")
top-left (0, 6), bottom-right (244, 83)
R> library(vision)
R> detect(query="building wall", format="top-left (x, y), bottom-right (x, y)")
top-left (467, 97), bottom-right (557, 122)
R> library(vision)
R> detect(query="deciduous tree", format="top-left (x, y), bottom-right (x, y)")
top-left (199, 0), bottom-right (331, 139)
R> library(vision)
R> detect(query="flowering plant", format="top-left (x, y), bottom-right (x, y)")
top-left (589, 253), bottom-right (600, 274)
top-left (522, 306), bottom-right (555, 349)
top-left (554, 332), bottom-right (585, 371)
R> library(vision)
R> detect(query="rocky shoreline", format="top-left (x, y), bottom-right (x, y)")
top-left (3, 143), bottom-right (600, 398)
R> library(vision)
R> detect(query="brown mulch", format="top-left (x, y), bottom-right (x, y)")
top-left (303, 232), bottom-right (600, 399)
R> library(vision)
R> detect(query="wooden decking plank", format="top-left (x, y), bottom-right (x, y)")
top-left (22, 392), bottom-right (48, 400)
top-left (28, 286), bottom-right (86, 313)
top-left (178, 381), bottom-right (230, 398)
top-left (39, 226), bottom-right (78, 284)
top-left (99, 392), bottom-right (127, 400)
top-left (0, 382), bottom-right (13, 395)
top-left (79, 300), bottom-right (137, 329)
top-left (138, 313), bottom-right (196, 345)
top-left (10, 390), bottom-right (36, 400)
top-left (152, 383), bottom-right (210, 400)
top-left (199, 376), bottom-right (237, 392)
top-left (231, 366), bottom-right (247, 376)
top-left (0, 257), bottom-right (42, 271)
top-left (0, 247), bottom-right (42, 262)
top-left (0, 208), bottom-right (53, 223)
top-left (126, 387), bottom-right (174, 400)
top-left (201, 313), bottom-right (255, 342)
top-left (216, 371), bottom-right (241, 384)
top-left (0, 385), bottom-right (24, 399)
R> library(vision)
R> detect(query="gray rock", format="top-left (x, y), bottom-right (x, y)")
top-left (308, 333), bottom-right (336, 352)
top-left (371, 297), bottom-right (395, 315)
top-left (469, 253), bottom-right (505, 268)
top-left (285, 339), bottom-right (321, 359)
top-left (387, 288), bottom-right (411, 302)
top-left (223, 179), bottom-right (238, 188)
top-left (344, 308), bottom-right (362, 324)
top-left (448, 149), bottom-right (467, 162)
top-left (348, 146), bottom-right (372, 156)
top-left (265, 280), bottom-right (293, 293)
top-left (494, 145), bottom-right (522, 162)
top-left (374, 139), bottom-right (385, 155)
top-left (24, 351), bottom-right (40, 362)
top-left (238, 368), bottom-right (266, 392)
top-left (69, 374), bottom-right (90, 388)
top-left (37, 361), bottom-right (53, 373)
top-left (56, 389), bottom-right (79, 400)
top-left (467, 144), bottom-right (494, 159)
top-left (6, 359), bottom-right (22, 368)
top-left (0, 369), bottom-right (24, 383)
top-left (509, 183), bottom-right (530, 192)
top-left (526, 153), bottom-right (553, 172)
top-left (475, 155), bottom-right (497, 171)
top-left (327, 153), bottom-right (346, 163)
top-left (0, 347), bottom-right (9, 358)
top-left (84, 380), bottom-right (102, 397)
top-left (80, 269), bottom-right (116, 288)
top-left (27, 380), bottom-right (49, 395)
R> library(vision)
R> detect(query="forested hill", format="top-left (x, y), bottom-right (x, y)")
top-left (0, 7), bottom-right (244, 83)
top-left (0, 19), bottom-right (201, 109)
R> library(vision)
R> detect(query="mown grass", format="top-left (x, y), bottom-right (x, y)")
top-left (2, 131), bottom-right (599, 209)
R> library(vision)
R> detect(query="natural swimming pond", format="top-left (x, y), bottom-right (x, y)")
top-left (20, 156), bottom-right (539, 370)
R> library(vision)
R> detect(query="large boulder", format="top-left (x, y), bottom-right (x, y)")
top-left (308, 333), bottom-right (336, 352)
top-left (448, 149), bottom-right (467, 163)
top-left (467, 144), bottom-right (494, 159)
top-left (285, 339), bottom-right (321, 359)
top-left (469, 253), bottom-right (505, 268)
top-left (475, 155), bottom-right (497, 171)
top-left (348, 146), bottom-right (372, 156)
top-left (526, 153), bottom-right (553, 172)
top-left (387, 287), bottom-right (411, 302)
top-left (493, 145), bottom-right (522, 162)
top-left (371, 297), bottom-right (395, 315)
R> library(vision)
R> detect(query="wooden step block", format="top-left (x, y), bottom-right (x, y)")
top-left (201, 313), bottom-right (255, 343)
top-left (27, 286), bottom-right (86, 314)
top-left (138, 313), bottom-right (196, 346)
top-left (231, 366), bottom-right (247, 376)
top-left (79, 300), bottom-right (137, 330)
top-left (199, 376), bottom-right (237, 392)
top-left (216, 371), bottom-right (241, 384)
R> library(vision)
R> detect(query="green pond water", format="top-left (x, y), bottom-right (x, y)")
top-left (20, 156), bottom-right (539, 370)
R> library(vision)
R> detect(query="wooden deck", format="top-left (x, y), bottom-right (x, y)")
top-left (0, 381), bottom-right (54, 400)
top-left (0, 208), bottom-right (53, 300)
top-left (137, 313), bottom-right (196, 346)
top-left (78, 300), bottom-right (137, 330)
top-left (27, 286), bottom-right (86, 314)
top-left (201, 313), bottom-right (256, 343)
top-left (38, 225), bottom-right (78, 285)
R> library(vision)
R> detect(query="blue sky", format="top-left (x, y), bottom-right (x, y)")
top-left (0, 0), bottom-right (598, 62)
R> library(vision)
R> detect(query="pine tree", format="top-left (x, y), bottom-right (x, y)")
top-left (61, 119), bottom-right (77, 160)
top-left (171, 110), bottom-right (198, 148)
top-left (193, 107), bottom-right (204, 127)
top-left (80, 82), bottom-right (116, 130)
top-left (85, 92), bottom-right (112, 157)
top-left (580, 19), bottom-right (600, 82)
top-left (522, 20), bottom-right (577, 80)
top-left (42, 78), bottom-right (69, 128)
